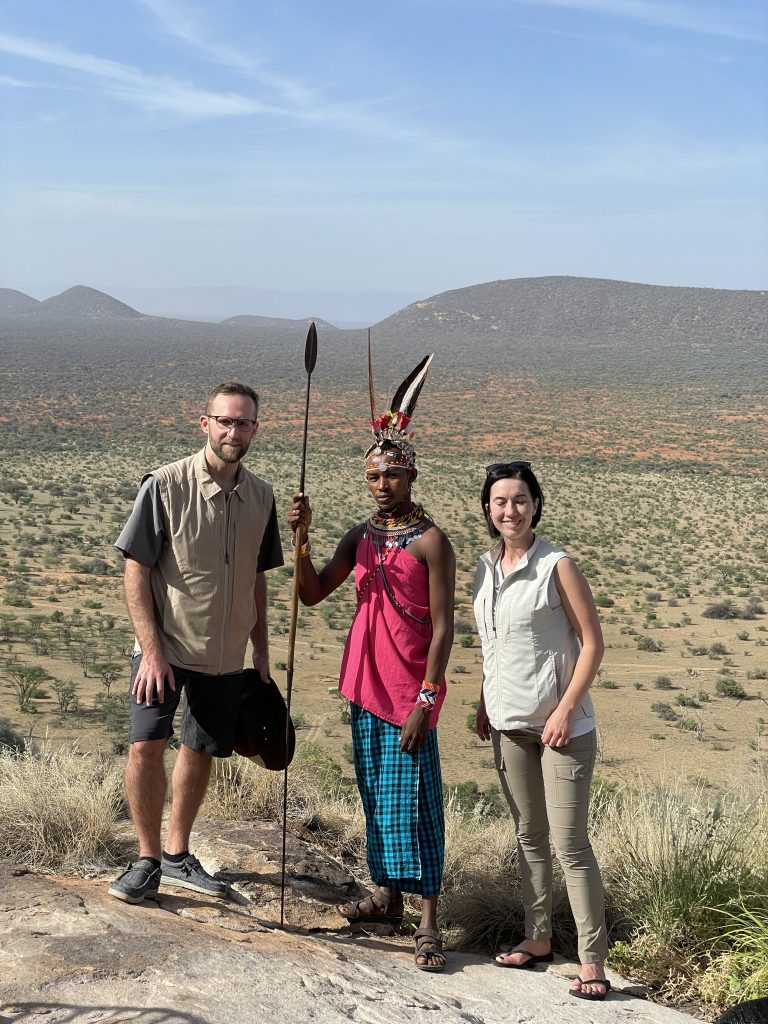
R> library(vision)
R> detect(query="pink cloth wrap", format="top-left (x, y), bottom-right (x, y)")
top-left (339, 536), bottom-right (446, 728)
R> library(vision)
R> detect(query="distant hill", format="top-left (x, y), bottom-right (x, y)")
top-left (5, 277), bottom-right (763, 354)
top-left (0, 288), bottom-right (40, 314)
top-left (35, 285), bottom-right (145, 321)
top-left (222, 315), bottom-right (338, 333)
top-left (0, 285), bottom-right (340, 332)
top-left (374, 276), bottom-right (767, 348)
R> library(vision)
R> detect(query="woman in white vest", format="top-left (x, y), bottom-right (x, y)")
top-left (473, 460), bottom-right (610, 1002)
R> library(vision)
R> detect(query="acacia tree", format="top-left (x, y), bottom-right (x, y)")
top-left (52, 679), bottom-right (79, 715)
top-left (0, 613), bottom-right (19, 643)
top-left (92, 661), bottom-right (122, 698)
top-left (76, 642), bottom-right (90, 677)
top-left (6, 665), bottom-right (51, 713)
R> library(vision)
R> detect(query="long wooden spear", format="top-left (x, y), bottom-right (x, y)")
top-left (280, 320), bottom-right (318, 928)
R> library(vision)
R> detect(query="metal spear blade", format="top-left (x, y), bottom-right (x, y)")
top-left (305, 321), bottom-right (318, 375)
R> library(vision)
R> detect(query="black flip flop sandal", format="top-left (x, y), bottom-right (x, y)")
top-left (569, 976), bottom-right (611, 1001)
top-left (495, 949), bottom-right (554, 969)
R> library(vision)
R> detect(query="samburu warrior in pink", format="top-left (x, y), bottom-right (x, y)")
top-left (288, 351), bottom-right (455, 972)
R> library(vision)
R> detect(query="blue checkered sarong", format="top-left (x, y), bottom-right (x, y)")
top-left (350, 702), bottom-right (444, 896)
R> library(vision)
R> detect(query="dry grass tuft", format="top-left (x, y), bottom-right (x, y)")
top-left (440, 806), bottom-right (524, 951)
top-left (0, 746), bottom-right (125, 871)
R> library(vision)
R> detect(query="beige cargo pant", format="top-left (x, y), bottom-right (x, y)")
top-left (492, 727), bottom-right (608, 963)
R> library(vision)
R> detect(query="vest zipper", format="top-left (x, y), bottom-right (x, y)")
top-left (219, 494), bottom-right (232, 674)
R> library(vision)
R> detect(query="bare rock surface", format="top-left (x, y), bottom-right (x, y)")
top-left (188, 819), bottom-right (363, 930)
top-left (0, 824), bottom-right (704, 1024)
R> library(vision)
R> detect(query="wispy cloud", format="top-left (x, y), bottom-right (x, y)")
top-left (511, 0), bottom-right (768, 43)
top-left (0, 31), bottom-right (278, 117)
top-left (4, 182), bottom-right (383, 221)
top-left (0, 73), bottom-right (37, 88)
top-left (133, 0), bottom-right (431, 138)
top-left (135, 0), bottom-right (445, 140)
top-left (0, 21), bottom-right (435, 141)
top-left (136, 0), bottom-right (285, 83)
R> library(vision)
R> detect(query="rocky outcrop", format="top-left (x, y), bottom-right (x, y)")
top-left (0, 820), bottom-right (703, 1024)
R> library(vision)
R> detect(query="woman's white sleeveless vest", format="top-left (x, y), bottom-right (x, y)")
top-left (473, 535), bottom-right (595, 732)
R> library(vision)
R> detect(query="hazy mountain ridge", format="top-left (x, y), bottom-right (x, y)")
top-left (0, 277), bottom-right (765, 400)
top-left (374, 277), bottom-right (767, 349)
top-left (0, 275), bottom-right (765, 471)
top-left (0, 285), bottom-right (338, 332)
top-left (222, 314), bottom-right (338, 333)
top-left (3, 277), bottom-right (765, 345)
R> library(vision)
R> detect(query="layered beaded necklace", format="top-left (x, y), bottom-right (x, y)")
top-left (364, 502), bottom-right (426, 550)
top-left (359, 502), bottom-right (430, 624)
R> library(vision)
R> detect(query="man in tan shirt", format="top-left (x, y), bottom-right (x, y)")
top-left (109, 382), bottom-right (283, 904)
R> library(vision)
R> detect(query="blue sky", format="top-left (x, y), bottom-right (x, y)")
top-left (1, 0), bottom-right (766, 317)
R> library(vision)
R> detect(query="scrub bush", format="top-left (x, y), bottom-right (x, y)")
top-left (703, 601), bottom-right (739, 620)
top-left (716, 679), bottom-right (747, 699)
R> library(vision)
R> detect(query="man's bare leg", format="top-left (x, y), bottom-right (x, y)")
top-left (418, 894), bottom-right (437, 931)
top-left (124, 739), bottom-right (168, 861)
top-left (164, 744), bottom-right (213, 856)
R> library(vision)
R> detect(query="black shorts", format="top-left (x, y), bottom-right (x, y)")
top-left (128, 654), bottom-right (244, 757)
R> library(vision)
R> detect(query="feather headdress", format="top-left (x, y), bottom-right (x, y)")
top-left (365, 332), bottom-right (434, 469)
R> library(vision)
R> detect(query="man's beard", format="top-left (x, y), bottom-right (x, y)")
top-left (209, 436), bottom-right (248, 463)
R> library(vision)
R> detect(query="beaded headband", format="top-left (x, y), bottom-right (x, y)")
top-left (365, 337), bottom-right (434, 470)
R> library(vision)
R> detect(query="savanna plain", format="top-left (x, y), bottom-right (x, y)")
top-left (0, 279), bottom-right (767, 1018)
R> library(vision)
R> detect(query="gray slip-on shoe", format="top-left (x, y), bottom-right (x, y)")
top-left (160, 853), bottom-right (228, 896)
top-left (108, 858), bottom-right (161, 904)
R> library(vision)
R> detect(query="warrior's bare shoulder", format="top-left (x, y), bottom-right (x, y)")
top-left (409, 519), bottom-right (455, 565)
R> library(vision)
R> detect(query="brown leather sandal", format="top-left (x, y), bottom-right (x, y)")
top-left (337, 887), bottom-right (404, 926)
top-left (414, 927), bottom-right (445, 972)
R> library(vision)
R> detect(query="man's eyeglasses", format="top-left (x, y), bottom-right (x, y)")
top-left (485, 461), bottom-right (532, 476)
top-left (206, 415), bottom-right (257, 431)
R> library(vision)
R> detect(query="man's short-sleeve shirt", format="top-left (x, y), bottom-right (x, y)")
top-left (115, 474), bottom-right (283, 574)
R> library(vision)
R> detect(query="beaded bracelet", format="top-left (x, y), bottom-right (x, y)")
top-left (415, 679), bottom-right (441, 711)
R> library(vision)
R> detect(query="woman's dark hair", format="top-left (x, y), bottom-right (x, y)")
top-left (481, 462), bottom-right (544, 537)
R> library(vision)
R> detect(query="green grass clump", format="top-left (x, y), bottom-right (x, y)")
top-left (598, 780), bottom-right (768, 1013)
top-left (701, 895), bottom-right (768, 1007)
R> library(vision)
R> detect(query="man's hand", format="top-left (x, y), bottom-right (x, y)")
top-left (475, 698), bottom-right (491, 742)
top-left (132, 651), bottom-right (175, 705)
top-left (400, 707), bottom-right (431, 753)
top-left (287, 492), bottom-right (312, 539)
top-left (251, 648), bottom-right (271, 682)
